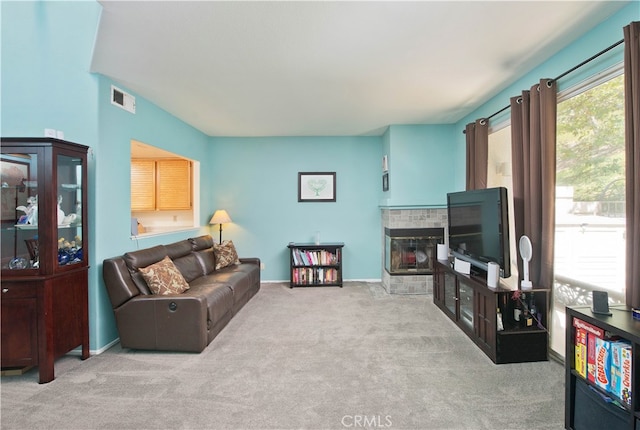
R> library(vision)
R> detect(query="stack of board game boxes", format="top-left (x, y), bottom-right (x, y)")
top-left (574, 318), bottom-right (632, 406)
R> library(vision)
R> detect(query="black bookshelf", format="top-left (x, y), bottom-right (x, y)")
top-left (565, 305), bottom-right (640, 430)
top-left (287, 242), bottom-right (344, 288)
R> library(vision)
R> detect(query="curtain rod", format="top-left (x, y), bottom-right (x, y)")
top-left (463, 37), bottom-right (625, 133)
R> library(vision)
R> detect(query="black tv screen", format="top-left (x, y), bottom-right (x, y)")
top-left (447, 187), bottom-right (511, 278)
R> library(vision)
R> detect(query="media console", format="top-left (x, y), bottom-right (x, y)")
top-left (433, 258), bottom-right (548, 364)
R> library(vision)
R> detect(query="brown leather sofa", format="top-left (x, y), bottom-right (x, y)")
top-left (102, 235), bottom-right (260, 352)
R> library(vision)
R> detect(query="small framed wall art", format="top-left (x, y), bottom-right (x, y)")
top-left (298, 172), bottom-right (336, 202)
top-left (382, 173), bottom-right (389, 192)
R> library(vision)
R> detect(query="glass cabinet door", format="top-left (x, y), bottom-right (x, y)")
top-left (1, 152), bottom-right (40, 271)
top-left (444, 271), bottom-right (457, 315)
top-left (56, 153), bottom-right (84, 267)
top-left (459, 280), bottom-right (474, 330)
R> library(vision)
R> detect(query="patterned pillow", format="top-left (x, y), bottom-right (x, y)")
top-left (213, 240), bottom-right (240, 270)
top-left (139, 256), bottom-right (190, 295)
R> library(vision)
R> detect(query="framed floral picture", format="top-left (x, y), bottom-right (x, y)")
top-left (298, 172), bottom-right (336, 202)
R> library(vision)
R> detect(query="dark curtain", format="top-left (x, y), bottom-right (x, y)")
top-left (465, 119), bottom-right (488, 190)
top-left (510, 79), bottom-right (557, 289)
top-left (624, 21), bottom-right (640, 308)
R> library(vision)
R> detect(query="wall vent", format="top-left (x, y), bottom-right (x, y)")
top-left (111, 85), bottom-right (136, 114)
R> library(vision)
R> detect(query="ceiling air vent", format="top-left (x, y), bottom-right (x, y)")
top-left (111, 85), bottom-right (136, 114)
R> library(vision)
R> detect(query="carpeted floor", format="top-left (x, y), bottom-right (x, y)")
top-left (0, 282), bottom-right (565, 430)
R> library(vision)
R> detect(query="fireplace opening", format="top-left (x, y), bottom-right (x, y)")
top-left (384, 228), bottom-right (444, 275)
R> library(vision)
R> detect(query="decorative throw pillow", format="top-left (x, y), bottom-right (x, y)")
top-left (213, 240), bottom-right (240, 270)
top-left (139, 256), bottom-right (190, 295)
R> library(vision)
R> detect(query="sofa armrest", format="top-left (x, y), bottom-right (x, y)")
top-left (114, 294), bottom-right (208, 352)
top-left (239, 257), bottom-right (260, 266)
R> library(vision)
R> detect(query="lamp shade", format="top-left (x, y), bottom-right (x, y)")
top-left (210, 209), bottom-right (232, 225)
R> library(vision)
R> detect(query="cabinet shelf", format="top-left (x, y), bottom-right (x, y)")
top-left (570, 369), bottom-right (632, 413)
top-left (287, 242), bottom-right (344, 288)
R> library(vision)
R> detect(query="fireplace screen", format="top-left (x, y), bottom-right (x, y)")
top-left (385, 228), bottom-right (444, 275)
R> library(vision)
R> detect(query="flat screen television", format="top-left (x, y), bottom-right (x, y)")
top-left (447, 187), bottom-right (511, 278)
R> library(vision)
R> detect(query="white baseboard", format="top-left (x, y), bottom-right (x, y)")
top-left (67, 337), bottom-right (120, 357)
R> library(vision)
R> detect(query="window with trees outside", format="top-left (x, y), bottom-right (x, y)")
top-left (551, 69), bottom-right (626, 358)
top-left (487, 123), bottom-right (518, 291)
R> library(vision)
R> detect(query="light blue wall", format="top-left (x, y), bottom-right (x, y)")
top-left (1, 1), bottom-right (101, 142)
top-left (94, 77), bottom-right (211, 347)
top-left (381, 125), bottom-right (461, 207)
top-left (210, 136), bottom-right (382, 281)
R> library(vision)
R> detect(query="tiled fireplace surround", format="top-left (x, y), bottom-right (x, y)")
top-left (381, 208), bottom-right (448, 295)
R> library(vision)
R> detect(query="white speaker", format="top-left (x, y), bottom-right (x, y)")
top-left (437, 243), bottom-right (448, 260)
top-left (487, 262), bottom-right (499, 288)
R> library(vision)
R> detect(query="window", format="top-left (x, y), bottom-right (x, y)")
top-left (487, 124), bottom-right (518, 290)
top-left (130, 140), bottom-right (200, 236)
top-left (551, 68), bottom-right (626, 358)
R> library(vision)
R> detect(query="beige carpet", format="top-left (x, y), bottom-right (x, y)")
top-left (0, 282), bottom-right (565, 430)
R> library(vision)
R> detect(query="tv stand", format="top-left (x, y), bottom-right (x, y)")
top-left (433, 259), bottom-right (549, 364)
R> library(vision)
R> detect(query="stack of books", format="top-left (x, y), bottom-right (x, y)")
top-left (574, 317), bottom-right (632, 407)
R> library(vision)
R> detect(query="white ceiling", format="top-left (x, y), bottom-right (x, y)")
top-left (91, 1), bottom-right (629, 137)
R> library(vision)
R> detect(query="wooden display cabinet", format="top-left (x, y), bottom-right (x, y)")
top-left (287, 242), bottom-right (344, 287)
top-left (1, 137), bottom-right (90, 383)
top-left (433, 258), bottom-right (548, 364)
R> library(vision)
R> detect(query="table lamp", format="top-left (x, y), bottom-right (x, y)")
top-left (210, 210), bottom-right (232, 243)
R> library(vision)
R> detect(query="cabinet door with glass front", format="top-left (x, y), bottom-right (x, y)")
top-left (1, 138), bottom-right (88, 276)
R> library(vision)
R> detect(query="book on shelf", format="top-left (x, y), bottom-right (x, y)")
top-left (573, 318), bottom-right (604, 384)
top-left (291, 248), bottom-right (338, 267)
top-left (291, 267), bottom-right (339, 285)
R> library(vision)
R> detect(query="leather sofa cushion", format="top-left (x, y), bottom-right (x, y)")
top-left (210, 269), bottom-right (254, 304)
top-left (165, 240), bottom-right (193, 259)
top-left (190, 235), bottom-right (214, 251)
top-left (173, 253), bottom-right (205, 283)
top-left (124, 245), bottom-right (167, 271)
top-left (187, 280), bottom-right (234, 324)
top-left (224, 262), bottom-right (260, 288)
top-left (124, 245), bottom-right (168, 294)
top-left (194, 248), bottom-right (216, 274)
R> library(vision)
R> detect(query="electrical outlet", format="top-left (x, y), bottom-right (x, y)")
top-left (260, 263), bottom-right (265, 270)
